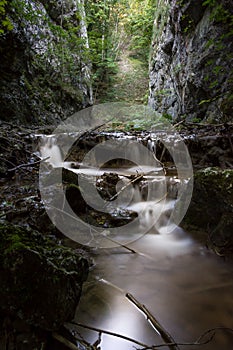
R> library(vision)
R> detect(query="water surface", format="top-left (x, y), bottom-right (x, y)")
top-left (75, 230), bottom-right (233, 350)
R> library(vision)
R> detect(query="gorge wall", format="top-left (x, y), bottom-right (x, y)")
top-left (0, 0), bottom-right (93, 125)
top-left (149, 0), bottom-right (233, 122)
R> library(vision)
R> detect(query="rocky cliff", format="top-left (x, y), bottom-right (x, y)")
top-left (149, 0), bottom-right (233, 122)
top-left (0, 0), bottom-right (93, 125)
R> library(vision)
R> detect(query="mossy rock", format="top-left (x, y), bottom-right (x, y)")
top-left (184, 167), bottom-right (233, 227)
top-left (183, 167), bottom-right (233, 255)
top-left (0, 223), bottom-right (89, 331)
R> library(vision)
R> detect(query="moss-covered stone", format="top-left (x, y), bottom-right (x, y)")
top-left (0, 223), bottom-right (89, 331)
top-left (183, 167), bottom-right (233, 255)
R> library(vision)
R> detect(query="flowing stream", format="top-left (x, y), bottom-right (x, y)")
top-left (39, 134), bottom-right (233, 350)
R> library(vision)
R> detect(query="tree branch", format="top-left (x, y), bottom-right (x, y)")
top-left (68, 322), bottom-right (149, 348)
top-left (126, 293), bottom-right (180, 350)
top-left (52, 332), bottom-right (79, 350)
top-left (8, 156), bottom-right (50, 172)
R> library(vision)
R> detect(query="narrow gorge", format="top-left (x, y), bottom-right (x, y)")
top-left (0, 1), bottom-right (233, 350)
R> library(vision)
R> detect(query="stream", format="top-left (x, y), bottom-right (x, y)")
top-left (39, 131), bottom-right (233, 350)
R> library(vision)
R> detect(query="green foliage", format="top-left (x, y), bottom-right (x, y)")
top-left (85, 0), bottom-right (120, 90)
top-left (151, 0), bottom-right (170, 52)
top-left (105, 105), bottom-right (171, 132)
top-left (85, 0), bottom-right (156, 98)
top-left (191, 117), bottom-right (202, 123)
top-left (7, 0), bottom-right (90, 90)
top-left (0, 0), bottom-right (13, 34)
top-left (198, 98), bottom-right (212, 106)
top-left (181, 12), bottom-right (195, 34)
top-left (123, 0), bottom-right (157, 59)
top-left (162, 112), bottom-right (172, 121)
top-left (203, 0), bottom-right (233, 27)
top-left (209, 80), bottom-right (219, 89)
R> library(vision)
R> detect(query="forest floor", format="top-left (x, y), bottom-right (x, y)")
top-left (96, 41), bottom-right (149, 104)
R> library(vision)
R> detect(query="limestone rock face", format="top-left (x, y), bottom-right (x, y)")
top-left (149, 0), bottom-right (233, 122)
top-left (0, 0), bottom-right (92, 125)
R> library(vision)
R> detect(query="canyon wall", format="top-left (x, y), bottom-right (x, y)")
top-left (0, 0), bottom-right (92, 125)
top-left (149, 0), bottom-right (233, 122)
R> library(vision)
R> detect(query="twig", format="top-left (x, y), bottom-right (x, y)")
top-left (172, 120), bottom-right (185, 128)
top-left (48, 204), bottom-right (137, 253)
top-left (52, 332), bottom-right (78, 350)
top-left (0, 157), bottom-right (29, 177)
top-left (68, 322), bottom-right (224, 349)
top-left (68, 322), bottom-right (149, 348)
top-left (159, 145), bottom-right (166, 163)
top-left (126, 293), bottom-right (180, 350)
top-left (196, 326), bottom-right (233, 343)
top-left (107, 174), bottom-right (143, 203)
top-left (0, 208), bottom-right (29, 219)
top-left (8, 156), bottom-right (50, 172)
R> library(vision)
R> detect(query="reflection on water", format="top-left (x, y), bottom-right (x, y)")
top-left (75, 231), bottom-right (233, 350)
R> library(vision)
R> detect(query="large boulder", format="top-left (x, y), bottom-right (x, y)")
top-left (0, 223), bottom-right (89, 331)
top-left (183, 167), bottom-right (233, 255)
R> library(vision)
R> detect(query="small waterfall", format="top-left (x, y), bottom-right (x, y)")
top-left (39, 136), bottom-right (63, 167)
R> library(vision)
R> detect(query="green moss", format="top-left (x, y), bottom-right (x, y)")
top-left (150, 0), bottom-right (170, 56)
top-left (184, 167), bottom-right (233, 229)
top-left (0, 224), bottom-right (26, 254)
top-left (4, 234), bottom-right (28, 254)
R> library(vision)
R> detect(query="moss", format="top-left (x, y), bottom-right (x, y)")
top-left (0, 225), bottom-right (27, 255)
top-left (184, 167), bottom-right (233, 228)
top-left (150, 0), bottom-right (170, 53)
top-left (0, 223), bottom-right (89, 330)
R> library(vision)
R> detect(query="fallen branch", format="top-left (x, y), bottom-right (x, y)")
top-left (68, 322), bottom-right (149, 348)
top-left (142, 327), bottom-right (233, 349)
top-left (107, 174), bottom-right (144, 203)
top-left (48, 204), bottom-right (137, 253)
top-left (8, 156), bottom-right (50, 172)
top-left (126, 293), bottom-right (180, 350)
top-left (172, 120), bottom-right (185, 128)
top-left (0, 156), bottom-right (29, 177)
top-left (68, 322), bottom-right (228, 349)
top-left (52, 332), bottom-right (78, 350)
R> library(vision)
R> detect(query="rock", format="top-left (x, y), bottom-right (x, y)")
top-left (0, 223), bottom-right (89, 331)
top-left (0, 0), bottom-right (92, 125)
top-left (149, 0), bottom-right (233, 122)
top-left (183, 167), bottom-right (233, 255)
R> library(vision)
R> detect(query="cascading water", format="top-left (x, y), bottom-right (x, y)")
top-left (39, 135), bottom-right (63, 167)
top-left (39, 133), bottom-right (181, 234)
top-left (38, 132), bottom-right (233, 350)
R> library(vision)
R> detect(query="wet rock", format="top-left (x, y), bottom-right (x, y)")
top-left (182, 124), bottom-right (233, 169)
top-left (96, 172), bottom-right (120, 200)
top-left (0, 223), bottom-right (89, 331)
top-left (183, 167), bottom-right (233, 255)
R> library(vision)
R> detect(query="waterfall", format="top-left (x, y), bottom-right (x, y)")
top-left (39, 136), bottom-right (63, 167)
